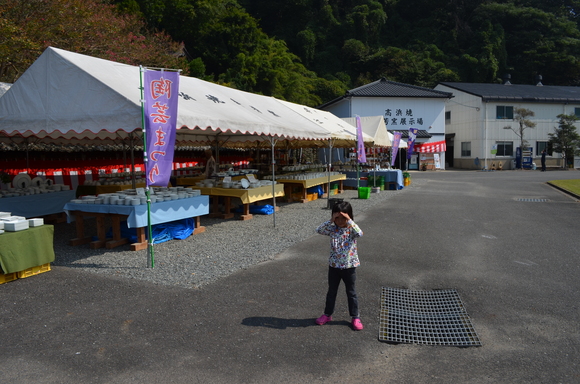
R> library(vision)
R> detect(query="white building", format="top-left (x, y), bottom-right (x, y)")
top-left (435, 79), bottom-right (580, 170)
top-left (320, 78), bottom-right (453, 170)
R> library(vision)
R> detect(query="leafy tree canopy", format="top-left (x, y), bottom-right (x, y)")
top-left (4, 0), bottom-right (580, 106)
top-left (0, 0), bottom-right (188, 83)
top-left (549, 114), bottom-right (580, 166)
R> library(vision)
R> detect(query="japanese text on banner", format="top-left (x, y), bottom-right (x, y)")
top-left (144, 70), bottom-right (179, 187)
top-left (356, 115), bottom-right (367, 163)
top-left (407, 127), bottom-right (418, 159)
top-left (391, 131), bottom-right (402, 166)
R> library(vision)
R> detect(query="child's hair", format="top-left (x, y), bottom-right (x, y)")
top-left (332, 201), bottom-right (354, 221)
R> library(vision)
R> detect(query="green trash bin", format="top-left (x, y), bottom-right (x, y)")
top-left (358, 187), bottom-right (371, 199)
top-left (377, 176), bottom-right (385, 190)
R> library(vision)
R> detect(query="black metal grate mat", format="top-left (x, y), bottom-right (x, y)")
top-left (379, 287), bottom-right (482, 347)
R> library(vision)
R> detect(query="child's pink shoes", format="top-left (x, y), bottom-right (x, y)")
top-left (352, 317), bottom-right (363, 331)
top-left (315, 314), bottom-right (332, 325)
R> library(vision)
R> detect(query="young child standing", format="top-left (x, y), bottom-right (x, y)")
top-left (315, 201), bottom-right (364, 331)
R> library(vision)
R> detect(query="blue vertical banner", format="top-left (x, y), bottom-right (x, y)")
top-left (356, 115), bottom-right (367, 163)
top-left (407, 127), bottom-right (418, 159)
top-left (144, 70), bottom-right (180, 187)
top-left (391, 131), bottom-right (402, 166)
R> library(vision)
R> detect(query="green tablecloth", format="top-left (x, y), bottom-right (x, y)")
top-left (0, 225), bottom-right (55, 274)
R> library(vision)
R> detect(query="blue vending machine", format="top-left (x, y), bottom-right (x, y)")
top-left (522, 147), bottom-right (533, 169)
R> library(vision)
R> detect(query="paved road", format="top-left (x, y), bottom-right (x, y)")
top-left (2, 170), bottom-right (579, 383)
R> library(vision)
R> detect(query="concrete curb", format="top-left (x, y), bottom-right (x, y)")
top-left (546, 181), bottom-right (580, 200)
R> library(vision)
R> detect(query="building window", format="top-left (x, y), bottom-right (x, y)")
top-left (536, 141), bottom-right (552, 156)
top-left (445, 111), bottom-right (451, 124)
top-left (575, 107), bottom-right (580, 118)
top-left (461, 142), bottom-right (471, 157)
top-left (496, 141), bottom-right (513, 156)
top-left (496, 106), bottom-right (514, 119)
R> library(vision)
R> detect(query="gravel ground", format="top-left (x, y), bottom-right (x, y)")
top-left (52, 187), bottom-right (408, 289)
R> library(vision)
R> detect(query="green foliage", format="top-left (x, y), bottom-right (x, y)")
top-left (6, 0), bottom-right (580, 106)
top-left (548, 114), bottom-right (580, 166)
top-left (471, 2), bottom-right (580, 84)
top-left (0, 0), bottom-right (189, 83)
top-left (503, 107), bottom-right (536, 151)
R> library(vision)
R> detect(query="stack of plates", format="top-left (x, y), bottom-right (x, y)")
top-left (12, 174), bottom-right (32, 189)
top-left (31, 177), bottom-right (45, 187)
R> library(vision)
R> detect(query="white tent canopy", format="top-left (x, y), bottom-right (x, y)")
top-left (0, 47), bottom-right (372, 148)
top-left (341, 116), bottom-right (393, 147)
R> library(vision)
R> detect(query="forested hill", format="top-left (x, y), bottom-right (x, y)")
top-left (240, 0), bottom-right (580, 87)
top-left (3, 0), bottom-right (580, 107)
top-left (115, 0), bottom-right (580, 105)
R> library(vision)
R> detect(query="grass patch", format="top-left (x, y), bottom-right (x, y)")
top-left (548, 179), bottom-right (580, 196)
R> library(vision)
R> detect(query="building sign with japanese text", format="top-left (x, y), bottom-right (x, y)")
top-left (383, 108), bottom-right (424, 127)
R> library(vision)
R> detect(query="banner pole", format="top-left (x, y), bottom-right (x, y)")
top-left (139, 66), bottom-right (155, 268)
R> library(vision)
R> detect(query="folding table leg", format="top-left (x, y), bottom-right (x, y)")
top-left (69, 211), bottom-right (93, 246)
top-left (193, 216), bottom-right (206, 234)
top-left (106, 214), bottom-right (129, 249)
top-left (240, 203), bottom-right (253, 220)
top-left (90, 214), bottom-right (107, 249)
top-left (131, 227), bottom-right (147, 251)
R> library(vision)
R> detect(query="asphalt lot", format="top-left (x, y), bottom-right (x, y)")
top-left (1, 169), bottom-right (579, 383)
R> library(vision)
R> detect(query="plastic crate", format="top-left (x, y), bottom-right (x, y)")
top-left (17, 263), bottom-right (51, 279)
top-left (358, 187), bottom-right (371, 199)
top-left (307, 193), bottom-right (318, 201)
top-left (0, 271), bottom-right (18, 284)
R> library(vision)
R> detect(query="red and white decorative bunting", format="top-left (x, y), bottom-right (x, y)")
top-left (415, 140), bottom-right (446, 153)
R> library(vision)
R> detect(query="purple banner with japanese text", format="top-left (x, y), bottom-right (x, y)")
top-left (407, 127), bottom-right (418, 159)
top-left (144, 70), bottom-right (179, 187)
top-left (356, 115), bottom-right (367, 163)
top-left (391, 131), bottom-right (402, 166)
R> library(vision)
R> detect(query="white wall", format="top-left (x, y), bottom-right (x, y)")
top-left (436, 84), bottom-right (579, 169)
top-left (350, 97), bottom-right (446, 138)
top-left (324, 99), bottom-right (351, 118)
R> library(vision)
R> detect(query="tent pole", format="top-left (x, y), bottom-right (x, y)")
top-left (25, 138), bottom-right (30, 175)
top-left (327, 138), bottom-right (332, 207)
top-left (270, 137), bottom-right (277, 227)
top-left (129, 133), bottom-right (136, 189)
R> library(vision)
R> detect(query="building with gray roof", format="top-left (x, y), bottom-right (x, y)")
top-left (436, 78), bottom-right (579, 170)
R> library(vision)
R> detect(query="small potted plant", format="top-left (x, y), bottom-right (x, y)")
top-left (402, 171), bottom-right (410, 186)
top-left (0, 171), bottom-right (11, 186)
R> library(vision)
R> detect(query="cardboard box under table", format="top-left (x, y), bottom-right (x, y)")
top-left (197, 184), bottom-right (284, 220)
top-left (0, 225), bottom-right (55, 275)
top-left (276, 174), bottom-right (345, 203)
top-left (63, 195), bottom-right (209, 251)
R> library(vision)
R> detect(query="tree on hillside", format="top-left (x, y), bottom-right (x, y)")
top-left (548, 114), bottom-right (580, 168)
top-left (469, 3), bottom-right (580, 85)
top-left (114, 0), bottom-right (347, 105)
top-left (0, 0), bottom-right (188, 83)
top-left (503, 107), bottom-right (536, 168)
